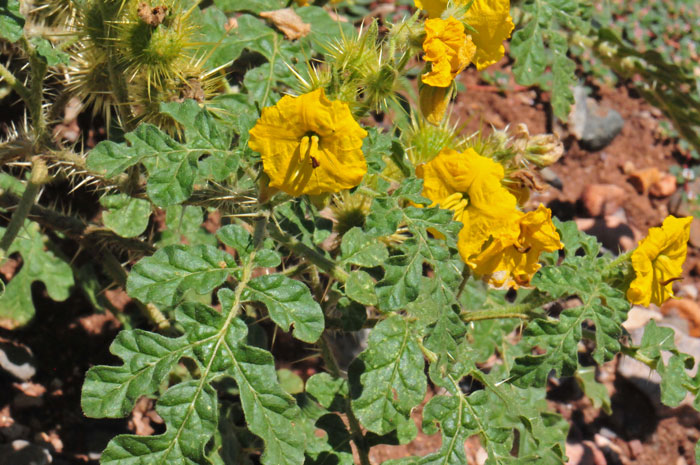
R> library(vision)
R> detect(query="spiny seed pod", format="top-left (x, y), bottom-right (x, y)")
top-left (330, 191), bottom-right (372, 236)
top-left (129, 60), bottom-right (225, 135)
top-left (80, 0), bottom-right (122, 51)
top-left (361, 62), bottom-right (399, 113)
top-left (401, 114), bottom-right (460, 169)
top-left (30, 0), bottom-right (79, 28)
top-left (114, 0), bottom-right (197, 85)
top-left (65, 45), bottom-right (116, 123)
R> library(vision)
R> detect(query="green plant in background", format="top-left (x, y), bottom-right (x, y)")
top-left (2, 0), bottom-right (700, 464)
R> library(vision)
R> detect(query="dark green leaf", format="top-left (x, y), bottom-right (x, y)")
top-left (340, 227), bottom-right (389, 267)
top-left (100, 194), bottom-right (151, 238)
top-left (345, 270), bottom-right (378, 306)
top-left (243, 274), bottom-right (324, 343)
top-left (0, 221), bottom-right (73, 329)
top-left (350, 315), bottom-right (426, 442)
top-left (126, 245), bottom-right (235, 307)
top-left (0, 0), bottom-right (24, 42)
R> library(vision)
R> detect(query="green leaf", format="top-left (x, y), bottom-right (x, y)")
top-left (511, 19), bottom-right (546, 86)
top-left (0, 0), bottom-right (24, 42)
top-left (159, 100), bottom-right (236, 182)
top-left (30, 37), bottom-right (70, 66)
top-left (158, 205), bottom-right (217, 248)
top-left (637, 319), bottom-right (676, 361)
top-left (87, 124), bottom-right (198, 206)
top-left (243, 274), bottom-right (324, 343)
top-left (350, 315), bottom-right (426, 442)
top-left (550, 32), bottom-right (576, 119)
top-left (345, 270), bottom-right (378, 306)
top-left (340, 227), bottom-right (389, 267)
top-left (100, 194), bottom-right (151, 238)
top-left (277, 368), bottom-right (304, 394)
top-left (636, 320), bottom-right (696, 408)
top-left (87, 288), bottom-right (307, 465)
top-left (306, 373), bottom-right (348, 410)
top-left (297, 6), bottom-right (356, 55)
top-left (574, 366), bottom-right (612, 415)
top-left (82, 331), bottom-right (190, 418)
top-left (0, 221), bottom-right (73, 329)
top-left (511, 239), bottom-right (630, 387)
top-left (101, 381), bottom-right (219, 464)
top-left (126, 245), bottom-right (236, 307)
top-left (87, 113), bottom-right (233, 206)
top-left (375, 205), bottom-right (461, 312)
top-left (214, 0), bottom-right (286, 14)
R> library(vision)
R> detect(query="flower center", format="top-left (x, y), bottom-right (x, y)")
top-left (299, 133), bottom-right (321, 169)
top-left (440, 192), bottom-right (468, 219)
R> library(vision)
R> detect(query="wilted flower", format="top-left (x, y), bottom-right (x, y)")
top-left (421, 17), bottom-right (475, 88)
top-left (472, 204), bottom-right (562, 287)
top-left (627, 215), bottom-right (693, 307)
top-left (249, 89), bottom-right (368, 196)
top-left (416, 147), bottom-right (520, 264)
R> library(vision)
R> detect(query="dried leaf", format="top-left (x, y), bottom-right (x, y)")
top-left (260, 9), bottom-right (310, 40)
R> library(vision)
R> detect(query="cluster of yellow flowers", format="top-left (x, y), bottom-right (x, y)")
top-left (416, 0), bottom-right (514, 123)
top-left (245, 0), bottom-right (693, 304)
top-left (416, 147), bottom-right (562, 287)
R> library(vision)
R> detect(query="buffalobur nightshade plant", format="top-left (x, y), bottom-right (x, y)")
top-left (2, 0), bottom-right (700, 464)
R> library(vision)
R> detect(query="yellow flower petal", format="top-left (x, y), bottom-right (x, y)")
top-left (415, 147), bottom-right (520, 264)
top-left (421, 17), bottom-right (476, 88)
top-left (414, 0), bottom-right (447, 19)
top-left (472, 205), bottom-right (562, 288)
top-left (464, 0), bottom-right (514, 70)
top-left (627, 215), bottom-right (692, 307)
top-left (249, 89), bottom-right (368, 196)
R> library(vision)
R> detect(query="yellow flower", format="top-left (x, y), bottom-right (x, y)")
top-left (415, 147), bottom-right (520, 264)
top-left (421, 17), bottom-right (476, 88)
top-left (464, 0), bottom-right (514, 70)
top-left (472, 205), bottom-right (562, 287)
top-left (627, 215), bottom-right (693, 307)
top-left (414, 0), bottom-right (514, 71)
top-left (249, 89), bottom-right (368, 196)
top-left (414, 0), bottom-right (447, 19)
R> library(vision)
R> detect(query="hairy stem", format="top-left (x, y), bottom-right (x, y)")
top-left (268, 221), bottom-right (349, 282)
top-left (0, 62), bottom-right (31, 103)
top-left (318, 335), bottom-right (371, 465)
top-left (460, 293), bottom-right (551, 323)
top-left (20, 37), bottom-right (50, 146)
top-left (0, 158), bottom-right (49, 259)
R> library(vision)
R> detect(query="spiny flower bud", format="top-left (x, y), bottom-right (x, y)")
top-left (512, 124), bottom-right (564, 167)
top-left (419, 83), bottom-right (452, 125)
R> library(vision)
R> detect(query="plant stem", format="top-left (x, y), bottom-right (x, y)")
top-left (318, 335), bottom-right (371, 465)
top-left (0, 158), bottom-right (49, 259)
top-left (455, 265), bottom-right (471, 300)
top-left (267, 222), bottom-right (349, 282)
top-left (20, 37), bottom-right (50, 146)
top-left (0, 62), bottom-right (31, 103)
top-left (460, 293), bottom-right (551, 323)
top-left (461, 309), bottom-right (531, 322)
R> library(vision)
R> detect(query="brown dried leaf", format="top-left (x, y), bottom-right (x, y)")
top-left (138, 2), bottom-right (168, 27)
top-left (260, 9), bottom-right (311, 40)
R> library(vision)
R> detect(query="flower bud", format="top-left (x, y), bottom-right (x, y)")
top-left (419, 83), bottom-right (452, 125)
